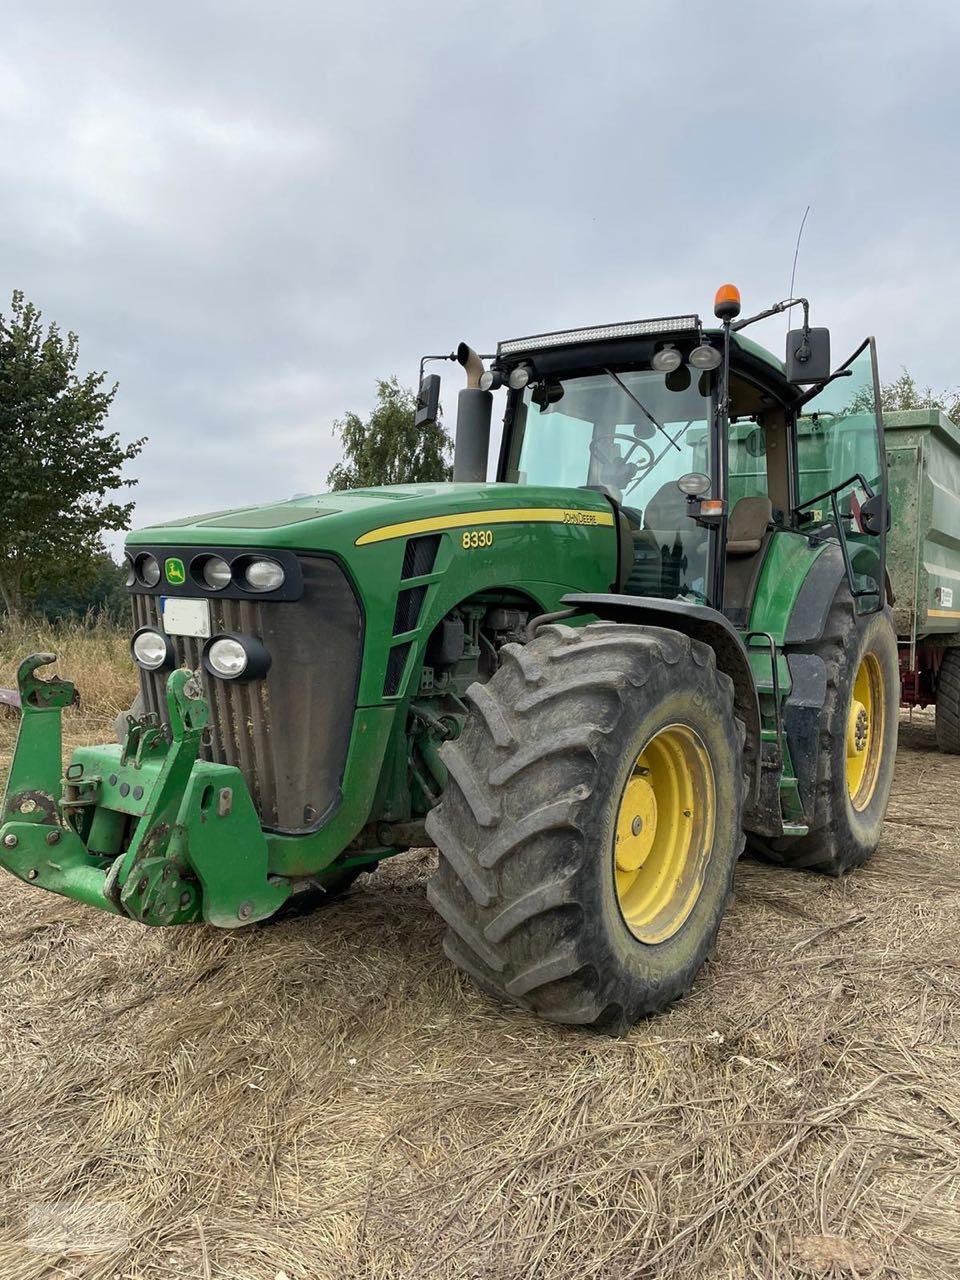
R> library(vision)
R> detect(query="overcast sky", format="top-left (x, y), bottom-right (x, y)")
top-left (3, 1), bottom-right (959, 535)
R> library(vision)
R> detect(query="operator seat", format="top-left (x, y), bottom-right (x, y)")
top-left (723, 495), bottom-right (774, 625)
top-left (725, 495), bottom-right (773, 555)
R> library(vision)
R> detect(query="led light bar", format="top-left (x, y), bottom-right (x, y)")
top-left (497, 315), bottom-right (701, 358)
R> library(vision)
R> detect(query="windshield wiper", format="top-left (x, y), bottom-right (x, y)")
top-left (603, 369), bottom-right (681, 452)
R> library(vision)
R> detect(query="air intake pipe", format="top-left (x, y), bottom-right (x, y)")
top-left (453, 342), bottom-right (492, 482)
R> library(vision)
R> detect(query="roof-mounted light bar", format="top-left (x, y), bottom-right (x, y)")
top-left (497, 314), bottom-right (701, 358)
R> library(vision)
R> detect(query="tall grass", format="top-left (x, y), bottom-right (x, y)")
top-left (0, 613), bottom-right (137, 756)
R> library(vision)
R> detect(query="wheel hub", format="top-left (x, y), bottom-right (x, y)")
top-left (615, 774), bottom-right (658, 873)
top-left (847, 700), bottom-right (869, 756)
top-left (845, 652), bottom-right (885, 810)
top-left (613, 724), bottom-right (716, 945)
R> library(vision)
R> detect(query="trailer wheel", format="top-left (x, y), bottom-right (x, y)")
top-left (750, 594), bottom-right (898, 874)
top-left (425, 623), bottom-right (746, 1033)
top-left (934, 649), bottom-right (960, 754)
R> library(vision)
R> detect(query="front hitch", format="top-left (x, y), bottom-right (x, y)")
top-left (0, 655), bottom-right (289, 926)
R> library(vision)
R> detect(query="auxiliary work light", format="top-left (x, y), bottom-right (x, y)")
top-left (131, 627), bottom-right (174, 671)
top-left (202, 633), bottom-right (271, 682)
top-left (689, 343), bottom-right (722, 370)
top-left (651, 344), bottom-right (683, 373)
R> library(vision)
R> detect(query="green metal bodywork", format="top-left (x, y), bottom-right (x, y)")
top-left (2, 483), bottom-right (624, 924)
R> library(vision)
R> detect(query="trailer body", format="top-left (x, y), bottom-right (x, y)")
top-left (880, 409), bottom-right (960, 706)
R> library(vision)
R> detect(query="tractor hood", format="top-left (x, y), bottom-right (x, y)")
top-left (125, 482), bottom-right (616, 554)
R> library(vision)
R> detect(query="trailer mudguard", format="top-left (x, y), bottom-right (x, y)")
top-left (561, 593), bottom-right (762, 803)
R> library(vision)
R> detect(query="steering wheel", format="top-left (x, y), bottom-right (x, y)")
top-left (604, 432), bottom-right (660, 473)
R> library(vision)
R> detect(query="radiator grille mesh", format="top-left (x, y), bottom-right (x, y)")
top-left (132, 556), bottom-right (361, 833)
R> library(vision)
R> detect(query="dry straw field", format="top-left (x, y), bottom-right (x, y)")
top-left (0, 619), bottom-right (958, 1280)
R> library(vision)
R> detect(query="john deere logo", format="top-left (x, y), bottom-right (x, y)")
top-left (165, 557), bottom-right (186, 585)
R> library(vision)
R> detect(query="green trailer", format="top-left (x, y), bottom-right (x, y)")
top-left (880, 409), bottom-right (960, 748)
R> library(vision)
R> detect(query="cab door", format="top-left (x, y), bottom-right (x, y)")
top-left (794, 338), bottom-right (886, 613)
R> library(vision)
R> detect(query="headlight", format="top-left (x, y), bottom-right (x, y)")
top-left (206, 637), bottom-right (248, 677)
top-left (124, 556), bottom-right (136, 588)
top-left (202, 633), bottom-right (271, 682)
top-left (197, 555), bottom-right (232, 591)
top-left (508, 365), bottom-right (532, 390)
top-left (135, 553), bottom-right (161, 588)
top-left (131, 627), bottom-right (173, 671)
top-left (243, 559), bottom-right (285, 592)
top-left (689, 343), bottom-right (722, 370)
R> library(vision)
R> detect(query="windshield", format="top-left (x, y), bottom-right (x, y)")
top-left (507, 368), bottom-right (713, 600)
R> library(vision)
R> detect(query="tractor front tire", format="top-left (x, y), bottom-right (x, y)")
top-left (750, 594), bottom-right (898, 874)
top-left (934, 648), bottom-right (960, 754)
top-left (425, 622), bottom-right (746, 1033)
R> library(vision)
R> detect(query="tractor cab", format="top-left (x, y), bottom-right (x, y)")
top-left (434, 287), bottom-right (888, 635)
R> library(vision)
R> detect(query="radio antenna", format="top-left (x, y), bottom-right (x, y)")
top-left (787, 205), bottom-right (811, 325)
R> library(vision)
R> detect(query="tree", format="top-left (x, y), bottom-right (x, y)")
top-left (875, 368), bottom-right (960, 420)
top-left (326, 376), bottom-right (452, 491)
top-left (0, 290), bottom-right (144, 618)
top-left (30, 551), bottom-right (129, 624)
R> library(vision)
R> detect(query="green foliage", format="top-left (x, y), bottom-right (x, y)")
top-left (327, 376), bottom-right (452, 491)
top-left (0, 290), bottom-right (145, 617)
top-left (876, 368), bottom-right (960, 420)
top-left (28, 551), bottom-right (129, 624)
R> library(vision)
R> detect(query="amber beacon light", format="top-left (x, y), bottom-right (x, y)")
top-left (714, 283), bottom-right (742, 321)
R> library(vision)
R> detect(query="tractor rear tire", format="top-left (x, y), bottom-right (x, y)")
top-left (749, 594), bottom-right (898, 875)
top-left (425, 622), bottom-right (746, 1033)
top-left (934, 649), bottom-right (960, 754)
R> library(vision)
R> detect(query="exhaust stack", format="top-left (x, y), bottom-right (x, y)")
top-left (453, 342), bottom-right (492, 482)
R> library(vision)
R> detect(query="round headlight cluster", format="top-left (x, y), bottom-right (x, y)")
top-left (131, 627), bottom-right (173, 671)
top-left (188, 555), bottom-right (285, 593)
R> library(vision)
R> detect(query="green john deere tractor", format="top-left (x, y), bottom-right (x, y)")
top-left (1, 286), bottom-right (899, 1032)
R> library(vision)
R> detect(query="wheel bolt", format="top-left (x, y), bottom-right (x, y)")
top-left (2, 834), bottom-right (17, 849)
top-left (631, 816), bottom-right (644, 836)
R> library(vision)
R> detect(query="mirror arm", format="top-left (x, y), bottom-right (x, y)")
top-left (731, 296), bottom-right (808, 333)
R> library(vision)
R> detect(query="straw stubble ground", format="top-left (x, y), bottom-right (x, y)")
top-left (0, 621), bottom-right (957, 1279)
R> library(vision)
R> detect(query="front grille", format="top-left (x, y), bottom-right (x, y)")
top-left (401, 534), bottom-right (440, 579)
top-left (132, 555), bottom-right (362, 834)
top-left (393, 585), bottom-right (426, 635)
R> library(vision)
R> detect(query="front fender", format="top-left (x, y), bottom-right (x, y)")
top-left (561, 594), bottom-right (762, 805)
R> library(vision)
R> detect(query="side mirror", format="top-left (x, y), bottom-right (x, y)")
top-left (859, 492), bottom-right (890, 536)
top-left (415, 373), bottom-right (441, 428)
top-left (786, 327), bottom-right (831, 384)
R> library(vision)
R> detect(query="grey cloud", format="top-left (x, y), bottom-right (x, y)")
top-left (2, 1), bottom-right (959, 533)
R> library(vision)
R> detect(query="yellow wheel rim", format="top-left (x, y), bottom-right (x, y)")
top-left (613, 724), bottom-right (716, 944)
top-left (846, 652), bottom-right (885, 810)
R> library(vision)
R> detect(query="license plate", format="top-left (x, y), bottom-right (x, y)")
top-left (161, 596), bottom-right (211, 638)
